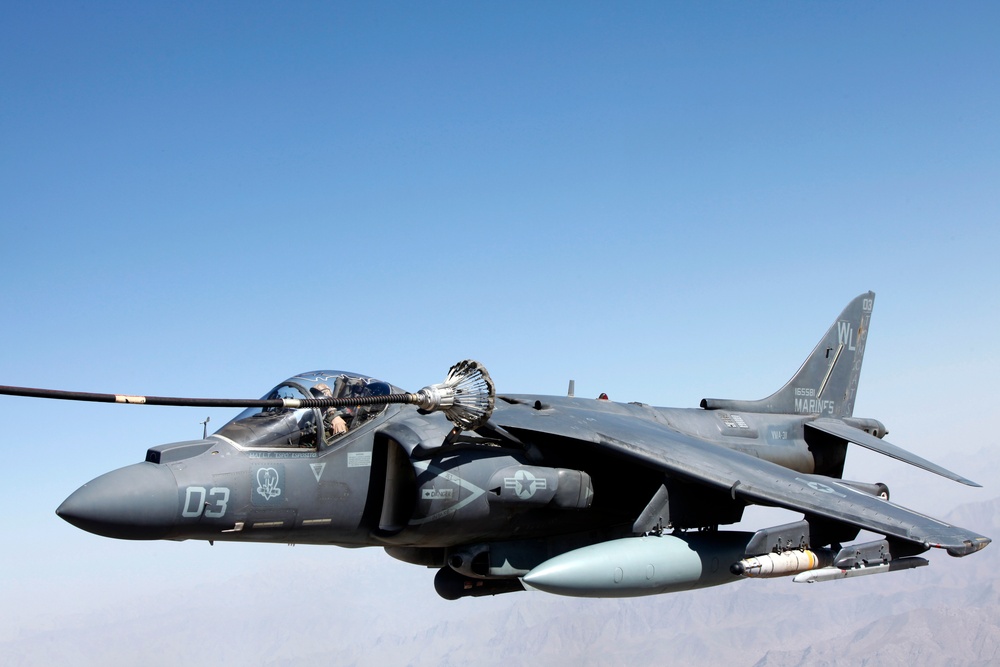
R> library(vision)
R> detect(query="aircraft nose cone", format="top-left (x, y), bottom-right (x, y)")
top-left (57, 462), bottom-right (178, 539)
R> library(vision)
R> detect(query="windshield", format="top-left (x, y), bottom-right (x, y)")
top-left (213, 371), bottom-right (399, 449)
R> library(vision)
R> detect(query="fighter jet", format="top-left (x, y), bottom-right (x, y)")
top-left (1, 292), bottom-right (989, 599)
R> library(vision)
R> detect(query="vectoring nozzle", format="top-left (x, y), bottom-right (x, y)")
top-left (414, 360), bottom-right (495, 431)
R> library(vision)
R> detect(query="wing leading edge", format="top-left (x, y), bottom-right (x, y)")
top-left (491, 402), bottom-right (990, 557)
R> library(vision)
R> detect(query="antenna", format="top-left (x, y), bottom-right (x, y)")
top-left (201, 416), bottom-right (211, 439)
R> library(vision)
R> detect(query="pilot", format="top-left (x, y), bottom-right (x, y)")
top-left (312, 383), bottom-right (349, 437)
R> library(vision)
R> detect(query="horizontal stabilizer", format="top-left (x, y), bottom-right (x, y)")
top-left (807, 418), bottom-right (980, 487)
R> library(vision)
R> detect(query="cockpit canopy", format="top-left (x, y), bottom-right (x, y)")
top-left (213, 371), bottom-right (400, 449)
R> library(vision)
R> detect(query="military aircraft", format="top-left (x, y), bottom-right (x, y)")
top-left (1, 292), bottom-right (989, 599)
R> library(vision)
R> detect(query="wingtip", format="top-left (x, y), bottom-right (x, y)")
top-left (946, 536), bottom-right (991, 557)
top-left (955, 474), bottom-right (982, 487)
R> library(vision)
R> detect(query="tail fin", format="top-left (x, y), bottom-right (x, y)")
top-left (701, 291), bottom-right (875, 418)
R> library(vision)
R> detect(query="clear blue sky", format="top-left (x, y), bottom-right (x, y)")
top-left (1, 2), bottom-right (998, 656)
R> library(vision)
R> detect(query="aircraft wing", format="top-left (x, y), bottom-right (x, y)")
top-left (491, 400), bottom-right (990, 557)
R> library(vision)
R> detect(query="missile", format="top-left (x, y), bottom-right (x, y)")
top-left (731, 549), bottom-right (834, 578)
top-left (792, 556), bottom-right (929, 583)
top-left (521, 532), bottom-right (752, 598)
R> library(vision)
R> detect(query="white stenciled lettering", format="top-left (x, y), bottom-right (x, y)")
top-left (421, 488), bottom-right (454, 500)
top-left (794, 398), bottom-right (836, 415)
top-left (719, 413), bottom-right (750, 429)
top-left (182, 486), bottom-right (205, 517)
top-left (182, 486), bottom-right (231, 518)
top-left (347, 452), bottom-right (372, 468)
top-left (794, 387), bottom-right (815, 397)
top-left (837, 321), bottom-right (856, 351)
top-left (770, 430), bottom-right (788, 440)
top-left (204, 487), bottom-right (230, 518)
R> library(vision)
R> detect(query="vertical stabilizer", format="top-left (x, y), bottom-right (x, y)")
top-left (701, 292), bottom-right (875, 418)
